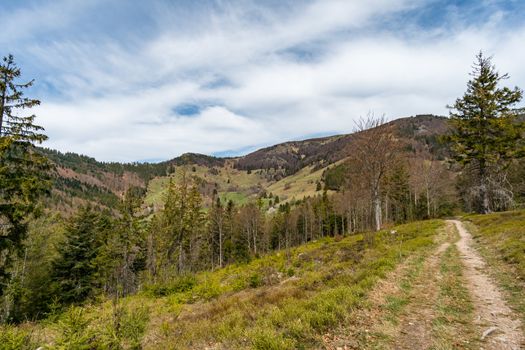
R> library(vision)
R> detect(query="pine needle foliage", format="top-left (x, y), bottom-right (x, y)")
top-left (448, 52), bottom-right (524, 213)
top-left (0, 54), bottom-right (51, 294)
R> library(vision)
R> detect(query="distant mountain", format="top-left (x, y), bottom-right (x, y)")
top-left (236, 114), bottom-right (449, 176)
top-left (41, 114), bottom-right (450, 212)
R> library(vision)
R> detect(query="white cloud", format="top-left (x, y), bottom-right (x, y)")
top-left (4, 0), bottom-right (524, 161)
top-left (36, 88), bottom-right (269, 161)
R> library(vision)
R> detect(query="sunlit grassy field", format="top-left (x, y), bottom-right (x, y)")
top-left (266, 165), bottom-right (324, 203)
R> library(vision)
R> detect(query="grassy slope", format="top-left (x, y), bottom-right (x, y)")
top-left (144, 160), bottom-right (338, 208)
top-left (144, 163), bottom-right (270, 207)
top-left (1, 220), bottom-right (444, 349)
top-left (266, 162), bottom-right (340, 203)
top-left (463, 210), bottom-right (525, 325)
top-left (266, 165), bottom-right (320, 203)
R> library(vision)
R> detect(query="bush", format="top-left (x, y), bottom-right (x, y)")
top-left (193, 275), bottom-right (222, 300)
top-left (0, 326), bottom-right (38, 350)
top-left (118, 305), bottom-right (150, 349)
top-left (251, 328), bottom-right (295, 350)
top-left (54, 306), bottom-right (95, 349)
top-left (143, 274), bottom-right (196, 296)
top-left (53, 302), bottom-right (150, 350)
top-left (248, 273), bottom-right (263, 288)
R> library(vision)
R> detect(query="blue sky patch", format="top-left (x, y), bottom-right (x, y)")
top-left (173, 103), bottom-right (201, 116)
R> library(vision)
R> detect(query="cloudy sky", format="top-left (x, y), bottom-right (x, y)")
top-left (1, 0), bottom-right (524, 162)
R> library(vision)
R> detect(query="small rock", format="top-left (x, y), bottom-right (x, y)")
top-left (481, 326), bottom-right (498, 340)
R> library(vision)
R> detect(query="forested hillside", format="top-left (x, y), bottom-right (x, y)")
top-left (42, 115), bottom-right (451, 212)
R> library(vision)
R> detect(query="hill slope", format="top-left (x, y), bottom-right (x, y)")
top-left (144, 114), bottom-right (450, 208)
top-left (4, 210), bottom-right (524, 349)
top-left (42, 114), bottom-right (449, 212)
top-left (1, 219), bottom-right (443, 349)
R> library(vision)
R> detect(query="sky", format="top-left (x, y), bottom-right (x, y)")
top-left (1, 0), bottom-right (524, 162)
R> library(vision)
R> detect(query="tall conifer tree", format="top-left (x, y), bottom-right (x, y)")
top-left (0, 55), bottom-right (50, 293)
top-left (51, 207), bottom-right (105, 305)
top-left (448, 52), bottom-right (524, 213)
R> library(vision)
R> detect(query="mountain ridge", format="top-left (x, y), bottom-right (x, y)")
top-left (41, 114), bottom-right (449, 211)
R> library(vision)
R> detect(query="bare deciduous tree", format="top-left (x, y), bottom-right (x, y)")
top-left (350, 114), bottom-right (402, 231)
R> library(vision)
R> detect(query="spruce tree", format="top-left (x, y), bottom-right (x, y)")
top-left (0, 54), bottom-right (51, 294)
top-left (153, 173), bottom-right (204, 275)
top-left (448, 52), bottom-right (524, 213)
top-left (384, 164), bottom-right (411, 223)
top-left (51, 207), bottom-right (104, 305)
top-left (97, 188), bottom-right (145, 297)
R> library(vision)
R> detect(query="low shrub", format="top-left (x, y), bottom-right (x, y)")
top-left (0, 325), bottom-right (38, 350)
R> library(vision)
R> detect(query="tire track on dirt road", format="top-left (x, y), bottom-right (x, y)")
top-left (449, 220), bottom-right (524, 350)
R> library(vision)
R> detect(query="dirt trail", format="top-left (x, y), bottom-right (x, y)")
top-left (449, 220), bottom-right (524, 350)
top-left (325, 221), bottom-right (524, 350)
top-left (392, 241), bottom-right (450, 350)
top-left (323, 224), bottom-right (452, 350)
